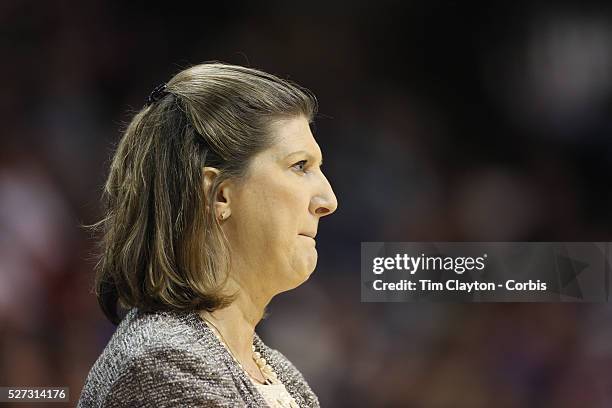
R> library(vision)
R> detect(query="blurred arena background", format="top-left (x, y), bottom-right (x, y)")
top-left (2, 1), bottom-right (612, 406)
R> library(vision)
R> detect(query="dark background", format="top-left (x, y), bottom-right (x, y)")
top-left (2, 1), bottom-right (612, 406)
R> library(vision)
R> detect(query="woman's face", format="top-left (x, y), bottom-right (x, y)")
top-left (223, 115), bottom-right (337, 297)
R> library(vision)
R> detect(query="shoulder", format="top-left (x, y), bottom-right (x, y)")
top-left (100, 344), bottom-right (238, 407)
top-left (78, 309), bottom-right (241, 407)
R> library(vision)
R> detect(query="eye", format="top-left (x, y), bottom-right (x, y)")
top-left (292, 160), bottom-right (308, 173)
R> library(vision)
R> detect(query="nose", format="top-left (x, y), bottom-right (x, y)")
top-left (310, 175), bottom-right (338, 217)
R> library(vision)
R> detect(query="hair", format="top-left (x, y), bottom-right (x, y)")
top-left (92, 62), bottom-right (317, 324)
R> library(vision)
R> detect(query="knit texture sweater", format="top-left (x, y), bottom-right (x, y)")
top-left (77, 308), bottom-right (320, 407)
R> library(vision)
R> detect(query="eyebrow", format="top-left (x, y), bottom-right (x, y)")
top-left (286, 150), bottom-right (324, 165)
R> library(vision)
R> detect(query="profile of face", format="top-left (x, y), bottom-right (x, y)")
top-left (213, 115), bottom-right (338, 298)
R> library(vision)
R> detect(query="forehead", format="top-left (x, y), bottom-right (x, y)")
top-left (266, 116), bottom-right (322, 158)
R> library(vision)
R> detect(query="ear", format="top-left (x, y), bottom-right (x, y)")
top-left (202, 167), bottom-right (232, 220)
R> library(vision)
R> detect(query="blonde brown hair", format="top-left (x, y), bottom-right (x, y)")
top-left (93, 63), bottom-right (317, 324)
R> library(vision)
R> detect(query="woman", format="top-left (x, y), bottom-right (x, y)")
top-left (78, 62), bottom-right (337, 407)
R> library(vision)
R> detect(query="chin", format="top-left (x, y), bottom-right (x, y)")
top-left (279, 249), bottom-right (318, 292)
top-left (302, 255), bottom-right (319, 279)
top-left (282, 262), bottom-right (317, 292)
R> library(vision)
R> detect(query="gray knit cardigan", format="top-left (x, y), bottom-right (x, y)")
top-left (77, 308), bottom-right (320, 407)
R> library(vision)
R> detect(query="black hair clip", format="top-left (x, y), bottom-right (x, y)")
top-left (145, 83), bottom-right (169, 107)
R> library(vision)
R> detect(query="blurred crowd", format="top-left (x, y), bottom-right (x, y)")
top-left (2, 1), bottom-right (612, 406)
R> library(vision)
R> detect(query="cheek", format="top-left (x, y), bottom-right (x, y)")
top-left (233, 171), bottom-right (314, 275)
top-left (237, 179), bottom-right (303, 243)
top-left (256, 179), bottom-right (305, 227)
top-left (260, 188), bottom-right (314, 273)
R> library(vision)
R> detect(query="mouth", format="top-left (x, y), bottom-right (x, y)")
top-left (299, 233), bottom-right (316, 240)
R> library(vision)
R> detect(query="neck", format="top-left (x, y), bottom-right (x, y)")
top-left (199, 277), bottom-right (272, 362)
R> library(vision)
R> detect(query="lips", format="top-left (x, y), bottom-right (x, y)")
top-left (299, 233), bottom-right (317, 239)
